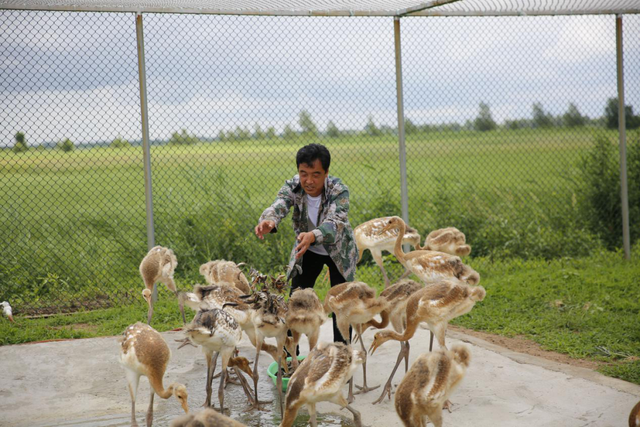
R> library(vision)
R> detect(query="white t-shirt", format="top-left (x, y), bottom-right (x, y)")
top-left (306, 194), bottom-right (329, 256)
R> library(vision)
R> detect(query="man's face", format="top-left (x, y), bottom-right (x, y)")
top-left (298, 159), bottom-right (328, 197)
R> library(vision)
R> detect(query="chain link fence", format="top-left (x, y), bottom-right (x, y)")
top-left (1, 10), bottom-right (639, 315)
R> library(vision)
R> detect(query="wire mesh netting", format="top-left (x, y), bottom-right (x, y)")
top-left (1, 10), bottom-right (639, 314)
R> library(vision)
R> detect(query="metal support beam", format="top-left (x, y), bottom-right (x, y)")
top-left (394, 17), bottom-right (410, 247)
top-left (394, 20), bottom-right (409, 220)
top-left (616, 15), bottom-right (630, 260)
top-left (136, 13), bottom-right (158, 300)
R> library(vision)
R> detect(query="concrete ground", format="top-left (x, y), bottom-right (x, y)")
top-left (1, 320), bottom-right (639, 427)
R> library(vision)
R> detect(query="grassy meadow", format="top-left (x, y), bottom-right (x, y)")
top-left (2, 126), bottom-right (639, 382)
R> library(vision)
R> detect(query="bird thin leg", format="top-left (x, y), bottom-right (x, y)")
top-left (205, 352), bottom-right (214, 407)
top-left (332, 394), bottom-right (362, 427)
top-left (126, 371), bottom-right (140, 427)
top-left (308, 403), bottom-right (318, 427)
top-left (175, 290), bottom-right (186, 324)
top-left (404, 340), bottom-right (410, 373)
top-left (354, 328), bottom-right (379, 395)
top-left (371, 250), bottom-right (391, 288)
top-left (232, 366), bottom-right (255, 404)
top-left (218, 360), bottom-right (227, 413)
top-left (276, 338), bottom-right (285, 417)
top-left (372, 340), bottom-right (408, 405)
top-left (145, 390), bottom-right (154, 427)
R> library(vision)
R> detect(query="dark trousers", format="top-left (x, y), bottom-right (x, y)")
top-left (291, 249), bottom-right (352, 345)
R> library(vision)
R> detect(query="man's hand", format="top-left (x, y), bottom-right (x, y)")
top-left (295, 232), bottom-right (316, 259)
top-left (255, 220), bottom-right (275, 240)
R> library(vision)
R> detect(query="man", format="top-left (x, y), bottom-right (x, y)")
top-left (255, 143), bottom-right (358, 343)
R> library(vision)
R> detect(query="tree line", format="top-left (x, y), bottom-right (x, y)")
top-left (8, 98), bottom-right (640, 152)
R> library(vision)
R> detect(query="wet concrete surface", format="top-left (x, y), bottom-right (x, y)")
top-left (1, 320), bottom-right (640, 427)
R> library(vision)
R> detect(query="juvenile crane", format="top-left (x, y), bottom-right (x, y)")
top-left (324, 281), bottom-right (388, 402)
top-left (279, 342), bottom-right (364, 427)
top-left (360, 279), bottom-right (423, 404)
top-left (381, 217), bottom-right (480, 285)
top-left (395, 345), bottom-right (471, 427)
top-left (370, 279), bottom-right (485, 356)
top-left (181, 308), bottom-right (253, 412)
top-left (118, 322), bottom-right (189, 427)
top-left (139, 246), bottom-right (185, 324)
top-left (1, 301), bottom-right (14, 323)
top-left (171, 408), bottom-right (247, 427)
top-left (199, 260), bottom-right (252, 294)
top-left (285, 288), bottom-right (326, 370)
top-left (418, 227), bottom-right (471, 257)
top-left (355, 216), bottom-right (421, 287)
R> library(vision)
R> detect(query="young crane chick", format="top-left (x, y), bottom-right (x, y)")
top-left (139, 246), bottom-right (185, 324)
top-left (418, 227), bottom-right (471, 257)
top-left (170, 408), bottom-right (247, 427)
top-left (355, 216), bottom-right (421, 288)
top-left (324, 281), bottom-right (388, 402)
top-left (359, 279), bottom-right (423, 404)
top-left (231, 290), bottom-right (289, 414)
top-left (370, 278), bottom-right (485, 355)
top-left (381, 217), bottom-right (480, 286)
top-left (395, 345), bottom-right (471, 427)
top-left (285, 288), bottom-right (326, 370)
top-left (280, 342), bottom-right (364, 427)
top-left (182, 308), bottom-right (253, 412)
top-left (199, 260), bottom-right (252, 294)
top-left (118, 322), bottom-right (189, 427)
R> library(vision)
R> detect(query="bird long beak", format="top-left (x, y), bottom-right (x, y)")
top-left (369, 341), bottom-right (379, 356)
top-left (181, 401), bottom-right (189, 414)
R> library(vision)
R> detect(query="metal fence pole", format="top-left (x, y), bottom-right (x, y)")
top-left (394, 17), bottom-right (410, 241)
top-left (616, 15), bottom-right (631, 260)
top-left (136, 13), bottom-right (158, 300)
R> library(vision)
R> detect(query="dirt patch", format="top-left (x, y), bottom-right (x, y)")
top-left (449, 325), bottom-right (607, 370)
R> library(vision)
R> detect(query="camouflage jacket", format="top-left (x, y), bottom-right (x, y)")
top-left (259, 174), bottom-right (358, 282)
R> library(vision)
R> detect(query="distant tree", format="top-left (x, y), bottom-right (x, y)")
top-left (234, 126), bottom-right (251, 141)
top-left (474, 102), bottom-right (496, 132)
top-left (110, 136), bottom-right (131, 148)
top-left (326, 121), bottom-right (341, 138)
top-left (253, 124), bottom-right (265, 139)
top-left (532, 103), bottom-right (554, 128)
top-left (169, 129), bottom-right (199, 145)
top-left (364, 115), bottom-right (382, 136)
top-left (12, 131), bottom-right (28, 153)
top-left (562, 103), bottom-right (586, 127)
top-left (266, 127), bottom-right (277, 139)
top-left (404, 118), bottom-right (418, 134)
top-left (57, 138), bottom-right (75, 152)
top-left (605, 97), bottom-right (640, 130)
top-left (283, 124), bottom-right (297, 140)
top-left (298, 110), bottom-right (318, 137)
top-left (217, 130), bottom-right (227, 142)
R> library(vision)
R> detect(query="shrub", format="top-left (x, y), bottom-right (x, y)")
top-left (168, 129), bottom-right (199, 145)
top-left (575, 132), bottom-right (640, 249)
top-left (57, 138), bottom-right (75, 152)
top-left (12, 131), bottom-right (28, 153)
top-left (110, 136), bottom-right (131, 148)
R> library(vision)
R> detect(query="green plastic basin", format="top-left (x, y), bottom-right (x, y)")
top-left (267, 356), bottom-right (306, 392)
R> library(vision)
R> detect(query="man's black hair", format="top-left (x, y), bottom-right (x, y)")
top-left (296, 143), bottom-right (331, 172)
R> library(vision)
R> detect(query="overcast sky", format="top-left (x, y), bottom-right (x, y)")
top-left (1, 11), bottom-right (639, 145)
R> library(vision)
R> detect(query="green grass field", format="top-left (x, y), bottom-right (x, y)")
top-left (0, 127), bottom-right (615, 313)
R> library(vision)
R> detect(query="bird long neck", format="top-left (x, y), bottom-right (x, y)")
top-left (280, 402), bottom-right (304, 427)
top-left (365, 310), bottom-right (389, 330)
top-left (148, 374), bottom-right (174, 399)
top-left (393, 220), bottom-right (407, 265)
top-left (383, 314), bottom-right (418, 344)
